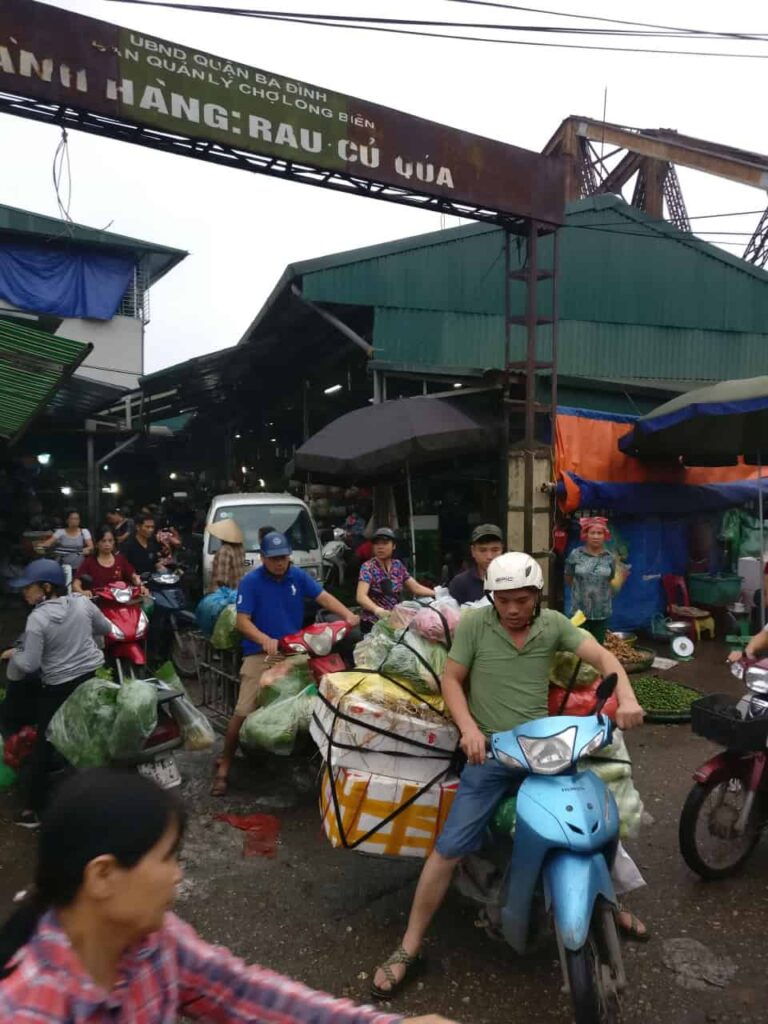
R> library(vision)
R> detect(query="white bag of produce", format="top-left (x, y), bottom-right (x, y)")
top-left (311, 671), bottom-right (458, 784)
top-left (578, 729), bottom-right (644, 839)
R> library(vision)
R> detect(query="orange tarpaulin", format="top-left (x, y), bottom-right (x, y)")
top-left (555, 411), bottom-right (759, 513)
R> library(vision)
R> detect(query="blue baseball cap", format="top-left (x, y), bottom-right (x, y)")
top-left (10, 558), bottom-right (67, 589)
top-left (260, 531), bottom-right (292, 557)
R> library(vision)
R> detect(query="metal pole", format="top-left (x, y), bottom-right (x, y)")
top-left (525, 220), bottom-right (539, 446)
top-left (501, 229), bottom-right (512, 546)
top-left (87, 432), bottom-right (97, 529)
top-left (523, 221), bottom-right (539, 553)
top-left (407, 461), bottom-right (417, 578)
top-left (760, 450), bottom-right (765, 626)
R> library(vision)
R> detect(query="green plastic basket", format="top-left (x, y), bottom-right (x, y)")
top-left (687, 573), bottom-right (742, 606)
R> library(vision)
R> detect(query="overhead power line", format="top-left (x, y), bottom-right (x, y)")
top-left (442, 1), bottom-right (764, 44)
top-left (100, 1), bottom-right (768, 58)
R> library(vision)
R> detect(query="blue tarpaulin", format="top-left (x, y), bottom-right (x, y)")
top-left (559, 473), bottom-right (768, 518)
top-left (0, 241), bottom-right (135, 320)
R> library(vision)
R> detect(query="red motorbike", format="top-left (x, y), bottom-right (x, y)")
top-left (93, 580), bottom-right (150, 682)
top-left (679, 657), bottom-right (768, 879)
top-left (279, 618), bottom-right (356, 680)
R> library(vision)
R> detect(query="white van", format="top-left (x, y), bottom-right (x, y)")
top-left (202, 493), bottom-right (322, 592)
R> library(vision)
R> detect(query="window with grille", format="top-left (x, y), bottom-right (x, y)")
top-left (117, 260), bottom-right (151, 324)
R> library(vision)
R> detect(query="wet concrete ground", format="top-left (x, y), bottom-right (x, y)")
top-left (1, 606), bottom-right (768, 1023)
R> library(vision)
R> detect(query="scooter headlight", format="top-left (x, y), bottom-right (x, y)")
top-left (745, 667), bottom-right (768, 695)
top-left (114, 588), bottom-right (131, 604)
top-left (518, 726), bottom-right (577, 775)
top-left (578, 729), bottom-right (606, 760)
top-left (495, 748), bottom-right (525, 771)
top-left (135, 611), bottom-right (149, 639)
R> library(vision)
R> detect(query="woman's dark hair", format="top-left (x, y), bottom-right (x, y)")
top-left (0, 770), bottom-right (185, 975)
top-left (64, 509), bottom-right (80, 522)
top-left (94, 525), bottom-right (115, 545)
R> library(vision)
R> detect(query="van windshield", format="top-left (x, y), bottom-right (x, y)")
top-left (209, 504), bottom-right (319, 555)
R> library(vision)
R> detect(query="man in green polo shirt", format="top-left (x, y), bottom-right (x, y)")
top-left (372, 551), bottom-right (645, 999)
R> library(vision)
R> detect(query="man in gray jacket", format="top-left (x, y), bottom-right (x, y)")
top-left (1, 560), bottom-right (113, 827)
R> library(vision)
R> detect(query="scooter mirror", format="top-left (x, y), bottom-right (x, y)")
top-left (594, 673), bottom-right (618, 718)
top-left (79, 574), bottom-right (93, 589)
top-left (596, 673), bottom-right (618, 702)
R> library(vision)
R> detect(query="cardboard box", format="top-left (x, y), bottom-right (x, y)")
top-left (311, 672), bottom-right (458, 784)
top-left (320, 765), bottom-right (459, 859)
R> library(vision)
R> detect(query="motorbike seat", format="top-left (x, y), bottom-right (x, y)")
top-left (176, 609), bottom-right (197, 626)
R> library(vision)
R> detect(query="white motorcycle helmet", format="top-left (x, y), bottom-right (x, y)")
top-left (485, 552), bottom-right (544, 593)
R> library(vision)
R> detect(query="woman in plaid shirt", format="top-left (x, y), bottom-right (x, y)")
top-left (207, 519), bottom-right (247, 592)
top-left (0, 771), bottom-right (453, 1024)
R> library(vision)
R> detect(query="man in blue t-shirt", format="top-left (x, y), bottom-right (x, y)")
top-left (211, 531), bottom-right (359, 796)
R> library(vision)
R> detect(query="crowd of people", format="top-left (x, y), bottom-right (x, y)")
top-left (9, 503), bottom-right (768, 1021)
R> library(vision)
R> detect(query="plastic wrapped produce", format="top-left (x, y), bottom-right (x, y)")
top-left (578, 730), bottom-right (644, 839)
top-left (47, 679), bottom-right (120, 768)
top-left (380, 632), bottom-right (447, 694)
top-left (320, 671), bottom-right (446, 715)
top-left (412, 600), bottom-right (460, 644)
top-left (195, 587), bottom-right (237, 637)
top-left (167, 694), bottom-right (215, 751)
top-left (311, 671), bottom-right (456, 782)
top-left (353, 629), bottom-right (396, 672)
top-left (240, 684), bottom-right (317, 756)
top-left (211, 604), bottom-right (239, 650)
top-left (108, 680), bottom-right (158, 759)
top-left (260, 656), bottom-right (314, 706)
top-left (388, 602), bottom-right (422, 632)
top-left (549, 651), bottom-right (600, 690)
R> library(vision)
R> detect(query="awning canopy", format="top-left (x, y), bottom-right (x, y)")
top-left (0, 318), bottom-right (91, 444)
top-left (618, 375), bottom-right (768, 465)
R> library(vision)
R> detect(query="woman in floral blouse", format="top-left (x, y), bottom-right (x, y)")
top-left (356, 528), bottom-right (434, 634)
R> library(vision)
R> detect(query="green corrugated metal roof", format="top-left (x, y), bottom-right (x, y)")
top-left (297, 195), bottom-right (768, 333)
top-left (0, 204), bottom-right (187, 286)
top-left (370, 310), bottom-right (768, 383)
top-left (0, 320), bottom-right (91, 442)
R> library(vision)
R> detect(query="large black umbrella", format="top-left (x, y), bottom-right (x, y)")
top-left (290, 396), bottom-right (496, 574)
top-left (291, 396), bottom-right (495, 479)
top-left (619, 375), bottom-right (768, 621)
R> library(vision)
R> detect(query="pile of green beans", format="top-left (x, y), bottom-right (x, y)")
top-left (631, 675), bottom-right (699, 714)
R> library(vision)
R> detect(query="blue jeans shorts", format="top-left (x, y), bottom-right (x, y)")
top-left (435, 758), bottom-right (523, 859)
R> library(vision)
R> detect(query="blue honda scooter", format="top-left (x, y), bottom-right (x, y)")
top-left (455, 675), bottom-right (625, 1024)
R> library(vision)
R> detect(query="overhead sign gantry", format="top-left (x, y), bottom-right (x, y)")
top-left (0, 0), bottom-right (566, 555)
top-left (0, 0), bottom-right (564, 228)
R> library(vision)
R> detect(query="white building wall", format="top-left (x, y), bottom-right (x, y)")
top-left (0, 300), bottom-right (142, 389)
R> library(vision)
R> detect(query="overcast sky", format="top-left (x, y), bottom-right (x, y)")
top-left (3, 0), bottom-right (768, 373)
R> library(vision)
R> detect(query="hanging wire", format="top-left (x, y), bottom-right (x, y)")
top-left (52, 128), bottom-right (74, 226)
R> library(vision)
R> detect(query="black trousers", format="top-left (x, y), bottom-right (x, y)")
top-left (26, 672), bottom-right (92, 814)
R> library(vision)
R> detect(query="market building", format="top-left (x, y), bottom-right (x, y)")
top-left (132, 194), bottom-right (768, 591)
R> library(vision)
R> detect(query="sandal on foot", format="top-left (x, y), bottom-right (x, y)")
top-left (371, 946), bottom-right (424, 1000)
top-left (210, 775), bottom-right (228, 797)
top-left (616, 907), bottom-right (651, 942)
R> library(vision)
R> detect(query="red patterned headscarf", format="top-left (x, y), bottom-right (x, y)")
top-left (580, 516), bottom-right (611, 541)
